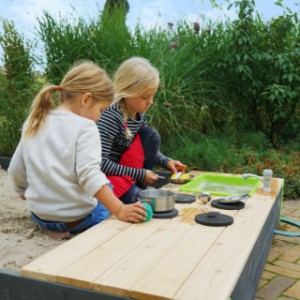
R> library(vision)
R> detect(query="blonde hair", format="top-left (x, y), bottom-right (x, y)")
top-left (24, 61), bottom-right (114, 137)
top-left (113, 57), bottom-right (160, 138)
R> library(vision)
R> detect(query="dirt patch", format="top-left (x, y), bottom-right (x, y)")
top-left (0, 168), bottom-right (65, 273)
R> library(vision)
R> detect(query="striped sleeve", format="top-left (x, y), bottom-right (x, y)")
top-left (155, 151), bottom-right (172, 168)
top-left (96, 108), bottom-right (146, 183)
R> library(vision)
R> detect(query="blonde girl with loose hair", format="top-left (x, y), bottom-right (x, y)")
top-left (113, 57), bottom-right (160, 139)
top-left (9, 60), bottom-right (147, 240)
top-left (96, 57), bottom-right (184, 204)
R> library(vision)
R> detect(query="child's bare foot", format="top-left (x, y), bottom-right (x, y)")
top-left (38, 225), bottom-right (71, 240)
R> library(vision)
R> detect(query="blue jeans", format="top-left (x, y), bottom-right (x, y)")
top-left (31, 202), bottom-right (110, 234)
top-left (120, 184), bottom-right (142, 204)
top-left (120, 126), bottom-right (160, 204)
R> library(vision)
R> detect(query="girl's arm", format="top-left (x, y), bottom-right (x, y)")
top-left (155, 152), bottom-right (183, 173)
top-left (155, 151), bottom-right (172, 168)
top-left (8, 140), bottom-right (28, 196)
top-left (96, 109), bottom-right (146, 182)
top-left (76, 122), bottom-right (146, 222)
top-left (94, 185), bottom-right (146, 223)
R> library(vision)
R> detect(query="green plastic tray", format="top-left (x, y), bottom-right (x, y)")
top-left (179, 173), bottom-right (261, 196)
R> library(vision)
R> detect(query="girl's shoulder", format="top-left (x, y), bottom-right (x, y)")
top-left (49, 110), bottom-right (95, 125)
top-left (99, 104), bottom-right (123, 126)
top-left (103, 104), bottom-right (122, 118)
top-left (137, 113), bottom-right (147, 123)
top-left (107, 103), bottom-right (121, 112)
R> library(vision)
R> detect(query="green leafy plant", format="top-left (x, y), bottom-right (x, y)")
top-left (0, 19), bottom-right (35, 156)
top-left (213, 0), bottom-right (300, 147)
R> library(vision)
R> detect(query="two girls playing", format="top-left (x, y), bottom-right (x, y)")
top-left (9, 57), bottom-right (183, 239)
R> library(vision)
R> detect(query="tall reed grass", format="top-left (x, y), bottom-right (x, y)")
top-left (1, 0), bottom-right (300, 197)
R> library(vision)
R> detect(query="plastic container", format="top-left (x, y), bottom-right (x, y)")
top-left (179, 173), bottom-right (261, 196)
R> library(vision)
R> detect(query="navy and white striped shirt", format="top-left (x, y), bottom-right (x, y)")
top-left (96, 104), bottom-right (170, 183)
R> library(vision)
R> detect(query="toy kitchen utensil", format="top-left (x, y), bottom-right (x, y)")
top-left (217, 193), bottom-right (250, 204)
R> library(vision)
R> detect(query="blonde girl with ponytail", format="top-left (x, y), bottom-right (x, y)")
top-left (96, 57), bottom-right (183, 204)
top-left (9, 61), bottom-right (147, 240)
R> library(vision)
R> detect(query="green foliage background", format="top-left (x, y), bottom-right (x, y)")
top-left (1, 0), bottom-right (300, 198)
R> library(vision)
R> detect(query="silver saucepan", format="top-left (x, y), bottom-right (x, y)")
top-left (138, 189), bottom-right (176, 212)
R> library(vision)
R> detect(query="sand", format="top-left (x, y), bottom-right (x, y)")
top-left (0, 168), bottom-right (65, 273)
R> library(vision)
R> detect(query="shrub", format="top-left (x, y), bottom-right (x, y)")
top-left (0, 20), bottom-right (35, 156)
top-left (163, 131), bottom-right (300, 199)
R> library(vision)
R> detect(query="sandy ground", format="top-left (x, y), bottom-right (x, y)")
top-left (0, 168), bottom-right (65, 273)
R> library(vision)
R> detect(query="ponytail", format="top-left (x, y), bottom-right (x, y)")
top-left (23, 61), bottom-right (114, 138)
top-left (23, 85), bottom-right (57, 138)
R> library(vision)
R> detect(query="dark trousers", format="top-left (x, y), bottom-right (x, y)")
top-left (120, 126), bottom-right (160, 204)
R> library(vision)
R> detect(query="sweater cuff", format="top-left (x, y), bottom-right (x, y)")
top-left (136, 168), bottom-right (146, 183)
top-left (85, 173), bottom-right (109, 197)
top-left (161, 157), bottom-right (171, 169)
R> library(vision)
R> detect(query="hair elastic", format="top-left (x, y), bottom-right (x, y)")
top-left (56, 86), bottom-right (61, 91)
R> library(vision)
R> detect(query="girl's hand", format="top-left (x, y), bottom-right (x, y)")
top-left (142, 170), bottom-right (159, 185)
top-left (167, 160), bottom-right (184, 173)
top-left (94, 185), bottom-right (146, 223)
top-left (117, 202), bottom-right (147, 223)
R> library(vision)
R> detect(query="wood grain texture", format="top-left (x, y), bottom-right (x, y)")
top-left (21, 173), bottom-right (283, 300)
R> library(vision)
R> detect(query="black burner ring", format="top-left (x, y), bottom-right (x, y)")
top-left (152, 208), bottom-right (179, 219)
top-left (211, 199), bottom-right (245, 210)
top-left (175, 193), bottom-right (196, 204)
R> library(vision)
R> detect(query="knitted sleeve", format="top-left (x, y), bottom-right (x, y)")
top-left (155, 151), bottom-right (172, 169)
top-left (96, 107), bottom-right (146, 182)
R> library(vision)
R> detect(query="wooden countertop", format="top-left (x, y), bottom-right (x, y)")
top-left (21, 172), bottom-right (284, 300)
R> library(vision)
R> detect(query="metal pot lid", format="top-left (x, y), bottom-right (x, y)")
top-left (139, 189), bottom-right (176, 198)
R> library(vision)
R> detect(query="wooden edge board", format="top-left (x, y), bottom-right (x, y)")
top-left (173, 194), bottom-right (278, 300)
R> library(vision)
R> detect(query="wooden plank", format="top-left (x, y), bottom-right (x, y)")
top-left (55, 202), bottom-right (190, 290)
top-left (92, 200), bottom-right (238, 299)
top-left (92, 220), bottom-right (199, 298)
top-left (174, 193), bottom-right (277, 300)
top-left (129, 224), bottom-right (224, 300)
top-left (21, 219), bottom-right (130, 281)
top-left (55, 218), bottom-right (175, 289)
top-left (20, 176), bottom-right (283, 300)
top-left (55, 203), bottom-right (192, 289)
top-left (20, 201), bottom-right (188, 285)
